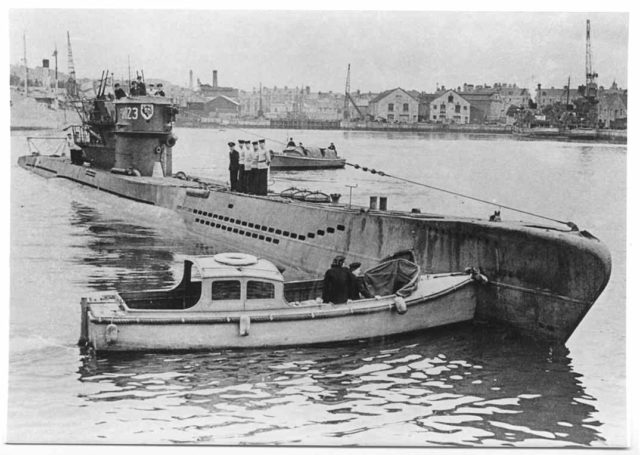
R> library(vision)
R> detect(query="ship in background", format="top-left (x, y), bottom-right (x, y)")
top-left (17, 86), bottom-right (611, 345)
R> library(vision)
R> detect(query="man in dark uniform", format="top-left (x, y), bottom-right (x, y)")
top-left (129, 80), bottom-right (138, 96)
top-left (114, 83), bottom-right (127, 100)
top-left (348, 262), bottom-right (373, 300)
top-left (237, 140), bottom-right (246, 193)
top-left (228, 141), bottom-right (239, 191)
top-left (156, 83), bottom-right (165, 96)
top-left (136, 76), bottom-right (147, 96)
top-left (322, 255), bottom-right (353, 304)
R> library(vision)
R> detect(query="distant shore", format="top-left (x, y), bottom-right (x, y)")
top-left (175, 118), bottom-right (627, 144)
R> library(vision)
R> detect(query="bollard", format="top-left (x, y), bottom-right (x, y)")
top-left (379, 196), bottom-right (388, 211)
top-left (369, 196), bottom-right (378, 210)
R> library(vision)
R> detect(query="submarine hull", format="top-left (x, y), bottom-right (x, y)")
top-left (18, 154), bottom-right (612, 344)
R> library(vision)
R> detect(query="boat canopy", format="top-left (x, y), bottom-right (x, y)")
top-left (184, 254), bottom-right (284, 282)
top-left (363, 258), bottom-right (420, 297)
top-left (283, 145), bottom-right (338, 159)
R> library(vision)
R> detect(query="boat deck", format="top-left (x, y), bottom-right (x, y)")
top-left (87, 273), bottom-right (474, 322)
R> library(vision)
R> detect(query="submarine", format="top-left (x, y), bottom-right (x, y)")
top-left (17, 95), bottom-right (612, 344)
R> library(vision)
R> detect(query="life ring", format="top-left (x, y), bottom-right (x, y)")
top-left (214, 253), bottom-right (258, 266)
top-left (165, 134), bottom-right (178, 147)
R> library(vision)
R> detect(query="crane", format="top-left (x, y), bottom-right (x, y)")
top-left (343, 63), bottom-right (363, 121)
top-left (585, 19), bottom-right (598, 100)
top-left (66, 31), bottom-right (78, 97)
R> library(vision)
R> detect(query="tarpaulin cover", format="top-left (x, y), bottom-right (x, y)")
top-left (283, 146), bottom-right (338, 159)
top-left (363, 258), bottom-right (420, 297)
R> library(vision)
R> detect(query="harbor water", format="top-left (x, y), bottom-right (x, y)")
top-left (9, 128), bottom-right (626, 446)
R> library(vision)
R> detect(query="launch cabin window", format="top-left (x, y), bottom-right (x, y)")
top-left (247, 281), bottom-right (275, 299)
top-left (211, 280), bottom-right (241, 300)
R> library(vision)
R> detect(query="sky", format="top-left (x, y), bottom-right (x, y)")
top-left (9, 9), bottom-right (629, 95)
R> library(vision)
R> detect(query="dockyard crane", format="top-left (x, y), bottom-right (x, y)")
top-left (343, 63), bottom-right (363, 121)
top-left (66, 31), bottom-right (78, 97)
top-left (585, 19), bottom-right (598, 101)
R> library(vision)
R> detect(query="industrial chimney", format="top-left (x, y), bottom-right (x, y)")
top-left (212, 70), bottom-right (218, 88)
top-left (189, 69), bottom-right (193, 90)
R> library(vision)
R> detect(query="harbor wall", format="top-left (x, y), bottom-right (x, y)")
top-left (173, 117), bottom-right (627, 143)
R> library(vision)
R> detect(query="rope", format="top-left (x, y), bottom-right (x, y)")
top-left (233, 128), bottom-right (287, 146)
top-left (345, 162), bottom-right (577, 229)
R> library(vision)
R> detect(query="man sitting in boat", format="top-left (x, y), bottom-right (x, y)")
top-left (322, 255), bottom-right (353, 304)
top-left (286, 137), bottom-right (296, 147)
top-left (348, 262), bottom-right (373, 299)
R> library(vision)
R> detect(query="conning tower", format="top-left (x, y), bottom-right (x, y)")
top-left (113, 96), bottom-right (178, 176)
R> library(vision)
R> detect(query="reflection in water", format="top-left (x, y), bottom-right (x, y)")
top-left (68, 202), bottom-right (178, 292)
top-left (77, 326), bottom-right (603, 446)
top-left (10, 130), bottom-right (624, 446)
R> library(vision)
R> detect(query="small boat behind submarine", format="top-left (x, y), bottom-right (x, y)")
top-left (79, 253), bottom-right (483, 352)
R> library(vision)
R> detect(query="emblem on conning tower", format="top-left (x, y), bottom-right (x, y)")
top-left (140, 104), bottom-right (154, 120)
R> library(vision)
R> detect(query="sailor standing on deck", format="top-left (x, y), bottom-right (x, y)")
top-left (250, 141), bottom-right (260, 195)
top-left (237, 140), bottom-right (246, 193)
top-left (243, 140), bottom-right (255, 194)
top-left (227, 142), bottom-right (239, 191)
top-left (136, 76), bottom-right (147, 96)
top-left (114, 83), bottom-right (127, 100)
top-left (256, 139), bottom-right (271, 195)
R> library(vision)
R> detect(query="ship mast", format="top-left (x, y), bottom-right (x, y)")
top-left (52, 44), bottom-right (58, 95)
top-left (23, 33), bottom-right (28, 96)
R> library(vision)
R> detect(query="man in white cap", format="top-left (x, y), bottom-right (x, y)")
top-left (243, 139), bottom-right (255, 194)
top-left (250, 141), bottom-right (260, 195)
top-left (237, 140), bottom-right (246, 193)
top-left (256, 139), bottom-right (271, 195)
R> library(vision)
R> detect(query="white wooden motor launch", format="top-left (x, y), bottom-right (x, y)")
top-left (80, 254), bottom-right (480, 352)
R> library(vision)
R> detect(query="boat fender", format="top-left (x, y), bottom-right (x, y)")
top-left (239, 315), bottom-right (250, 336)
top-left (174, 171), bottom-right (188, 180)
top-left (105, 323), bottom-right (118, 345)
top-left (394, 296), bottom-right (407, 314)
top-left (165, 134), bottom-right (178, 147)
top-left (214, 253), bottom-right (258, 266)
top-left (466, 267), bottom-right (489, 284)
top-left (129, 168), bottom-right (142, 177)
